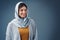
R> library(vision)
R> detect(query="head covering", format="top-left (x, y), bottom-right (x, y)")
top-left (14, 2), bottom-right (30, 28)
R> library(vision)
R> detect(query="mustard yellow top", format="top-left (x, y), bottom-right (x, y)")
top-left (18, 27), bottom-right (29, 40)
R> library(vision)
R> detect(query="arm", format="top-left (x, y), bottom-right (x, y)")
top-left (30, 19), bottom-right (38, 40)
top-left (34, 28), bottom-right (38, 40)
top-left (6, 23), bottom-right (13, 40)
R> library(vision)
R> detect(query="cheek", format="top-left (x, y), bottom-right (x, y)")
top-left (19, 11), bottom-right (27, 15)
top-left (20, 12), bottom-right (22, 15)
top-left (19, 11), bottom-right (22, 15)
top-left (19, 12), bottom-right (26, 18)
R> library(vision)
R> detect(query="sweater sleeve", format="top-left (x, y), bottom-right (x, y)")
top-left (34, 28), bottom-right (38, 40)
top-left (30, 19), bottom-right (38, 40)
top-left (33, 21), bottom-right (38, 40)
top-left (6, 23), bottom-right (13, 40)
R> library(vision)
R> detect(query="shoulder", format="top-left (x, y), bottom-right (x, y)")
top-left (29, 18), bottom-right (35, 25)
top-left (7, 19), bottom-right (16, 28)
top-left (29, 18), bottom-right (36, 29)
top-left (29, 18), bottom-right (37, 32)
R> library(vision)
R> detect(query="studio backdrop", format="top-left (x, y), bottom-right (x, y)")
top-left (0, 0), bottom-right (60, 40)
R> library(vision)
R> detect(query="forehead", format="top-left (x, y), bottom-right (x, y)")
top-left (19, 6), bottom-right (27, 10)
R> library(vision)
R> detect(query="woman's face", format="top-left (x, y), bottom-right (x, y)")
top-left (18, 6), bottom-right (27, 18)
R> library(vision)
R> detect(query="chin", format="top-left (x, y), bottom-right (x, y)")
top-left (21, 16), bottom-right (26, 18)
top-left (22, 16), bottom-right (26, 18)
top-left (22, 15), bottom-right (26, 18)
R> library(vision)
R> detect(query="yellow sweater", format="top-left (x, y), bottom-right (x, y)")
top-left (18, 27), bottom-right (29, 40)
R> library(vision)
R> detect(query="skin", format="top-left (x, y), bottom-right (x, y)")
top-left (18, 6), bottom-right (27, 18)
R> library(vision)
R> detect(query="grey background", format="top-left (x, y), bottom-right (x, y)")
top-left (0, 0), bottom-right (60, 40)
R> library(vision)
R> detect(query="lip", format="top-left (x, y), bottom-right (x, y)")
top-left (22, 13), bottom-right (26, 16)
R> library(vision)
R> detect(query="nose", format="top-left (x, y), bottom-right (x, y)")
top-left (23, 10), bottom-right (26, 13)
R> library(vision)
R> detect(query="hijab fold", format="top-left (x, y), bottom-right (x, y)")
top-left (15, 1), bottom-right (30, 28)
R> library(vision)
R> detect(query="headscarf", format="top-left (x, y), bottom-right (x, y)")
top-left (14, 2), bottom-right (30, 28)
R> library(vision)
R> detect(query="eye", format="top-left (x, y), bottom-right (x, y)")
top-left (25, 9), bottom-right (27, 11)
top-left (20, 9), bottom-right (23, 11)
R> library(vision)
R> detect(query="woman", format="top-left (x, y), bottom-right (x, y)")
top-left (6, 1), bottom-right (38, 40)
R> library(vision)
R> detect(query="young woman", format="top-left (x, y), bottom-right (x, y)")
top-left (6, 1), bottom-right (38, 40)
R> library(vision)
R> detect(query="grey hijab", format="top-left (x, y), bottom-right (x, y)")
top-left (15, 2), bottom-right (30, 28)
